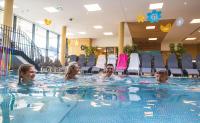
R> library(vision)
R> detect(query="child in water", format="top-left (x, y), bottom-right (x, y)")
top-left (18, 64), bottom-right (36, 85)
top-left (65, 62), bottom-right (79, 80)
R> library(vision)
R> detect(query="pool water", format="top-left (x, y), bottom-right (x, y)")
top-left (0, 74), bottom-right (200, 123)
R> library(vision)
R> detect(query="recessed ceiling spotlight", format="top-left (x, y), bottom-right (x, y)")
top-left (146, 26), bottom-right (155, 30)
top-left (190, 19), bottom-right (200, 24)
top-left (149, 38), bottom-right (157, 40)
top-left (84, 4), bottom-right (101, 12)
top-left (93, 25), bottom-right (103, 29)
top-left (78, 32), bottom-right (86, 35)
top-left (104, 32), bottom-right (113, 36)
top-left (184, 1), bottom-right (187, 5)
top-left (185, 37), bottom-right (197, 40)
top-left (44, 7), bottom-right (60, 13)
top-left (149, 3), bottom-right (163, 10)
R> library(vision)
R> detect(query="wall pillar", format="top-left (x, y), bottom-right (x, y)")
top-left (89, 39), bottom-right (92, 47)
top-left (118, 22), bottom-right (124, 54)
top-left (3, 0), bottom-right (14, 27)
top-left (60, 26), bottom-right (67, 66)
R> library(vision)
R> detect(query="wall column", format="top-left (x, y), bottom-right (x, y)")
top-left (118, 22), bottom-right (124, 54)
top-left (60, 26), bottom-right (67, 66)
top-left (3, 0), bottom-right (14, 27)
top-left (89, 38), bottom-right (92, 47)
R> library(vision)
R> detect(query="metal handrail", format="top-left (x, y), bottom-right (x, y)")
top-left (0, 24), bottom-right (43, 64)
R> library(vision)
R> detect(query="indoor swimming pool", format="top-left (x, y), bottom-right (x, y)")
top-left (0, 74), bottom-right (200, 123)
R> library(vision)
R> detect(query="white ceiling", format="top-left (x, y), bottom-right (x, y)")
top-left (2, 0), bottom-right (200, 43)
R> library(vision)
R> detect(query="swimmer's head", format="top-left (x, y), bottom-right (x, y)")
top-left (18, 64), bottom-right (36, 84)
top-left (104, 64), bottom-right (114, 77)
top-left (155, 70), bottom-right (168, 83)
top-left (65, 62), bottom-right (79, 80)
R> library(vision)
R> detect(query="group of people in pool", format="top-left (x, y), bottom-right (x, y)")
top-left (18, 63), bottom-right (168, 85)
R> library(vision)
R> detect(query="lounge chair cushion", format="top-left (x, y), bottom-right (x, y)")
top-left (155, 68), bottom-right (167, 72)
top-left (141, 68), bottom-right (151, 74)
top-left (170, 68), bottom-right (183, 75)
top-left (185, 69), bottom-right (199, 75)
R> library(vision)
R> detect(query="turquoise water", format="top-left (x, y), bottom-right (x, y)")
top-left (0, 74), bottom-right (200, 123)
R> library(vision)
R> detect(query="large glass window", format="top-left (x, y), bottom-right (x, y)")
top-left (48, 32), bottom-right (58, 60)
top-left (0, 10), bottom-right (3, 25)
top-left (35, 26), bottom-right (46, 57)
top-left (16, 17), bottom-right (32, 39)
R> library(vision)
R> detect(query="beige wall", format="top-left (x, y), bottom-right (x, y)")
top-left (92, 23), bottom-right (132, 47)
top-left (68, 38), bottom-right (92, 56)
top-left (92, 36), bottom-right (132, 47)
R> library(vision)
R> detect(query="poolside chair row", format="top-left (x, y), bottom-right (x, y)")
top-left (128, 53), bottom-right (200, 76)
top-left (68, 53), bottom-right (200, 76)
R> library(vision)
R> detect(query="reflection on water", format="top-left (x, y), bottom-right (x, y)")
top-left (0, 74), bottom-right (200, 123)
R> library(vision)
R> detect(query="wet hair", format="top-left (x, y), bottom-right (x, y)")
top-left (103, 64), bottom-right (114, 73)
top-left (18, 64), bottom-right (34, 84)
top-left (106, 64), bottom-right (114, 67)
top-left (156, 70), bottom-right (168, 83)
top-left (156, 70), bottom-right (168, 76)
top-left (65, 62), bottom-right (78, 80)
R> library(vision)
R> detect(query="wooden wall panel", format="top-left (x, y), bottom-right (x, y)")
top-left (183, 44), bottom-right (198, 59)
top-left (137, 42), bottom-right (161, 51)
top-left (68, 38), bottom-right (92, 56)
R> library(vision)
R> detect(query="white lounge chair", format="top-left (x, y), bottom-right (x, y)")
top-left (127, 53), bottom-right (140, 75)
top-left (91, 55), bottom-right (106, 73)
top-left (107, 54), bottom-right (117, 68)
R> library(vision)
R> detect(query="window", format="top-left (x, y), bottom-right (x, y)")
top-left (35, 26), bottom-right (46, 57)
top-left (0, 10), bottom-right (3, 25)
top-left (48, 32), bottom-right (58, 60)
top-left (16, 17), bottom-right (32, 39)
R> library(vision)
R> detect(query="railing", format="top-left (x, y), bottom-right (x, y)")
top-left (0, 24), bottom-right (43, 67)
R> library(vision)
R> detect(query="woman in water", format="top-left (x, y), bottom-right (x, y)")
top-left (18, 64), bottom-right (36, 85)
top-left (65, 62), bottom-right (79, 80)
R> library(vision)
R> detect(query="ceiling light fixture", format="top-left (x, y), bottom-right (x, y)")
top-left (146, 26), bottom-right (155, 30)
top-left (84, 4), bottom-right (101, 12)
top-left (190, 19), bottom-right (200, 24)
top-left (185, 37), bottom-right (197, 40)
top-left (44, 7), bottom-right (59, 13)
top-left (104, 32), bottom-right (113, 36)
top-left (149, 38), bottom-right (157, 40)
top-left (149, 3), bottom-right (163, 10)
top-left (93, 25), bottom-right (103, 29)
